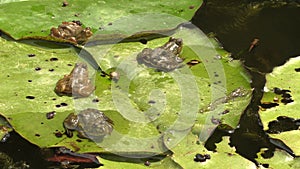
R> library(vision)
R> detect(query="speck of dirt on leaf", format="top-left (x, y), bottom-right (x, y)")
top-left (28, 54), bottom-right (35, 57)
top-left (28, 80), bottom-right (32, 82)
top-left (295, 68), bottom-right (300, 72)
top-left (187, 59), bottom-right (201, 67)
top-left (55, 104), bottom-right (61, 108)
top-left (46, 111), bottom-right (56, 119)
top-left (41, 122), bottom-right (44, 124)
top-left (220, 109), bottom-right (230, 115)
top-left (144, 161), bottom-right (151, 166)
top-left (35, 134), bottom-right (40, 137)
top-left (67, 63), bottom-right (72, 66)
top-left (189, 5), bottom-right (195, 9)
top-left (35, 67), bottom-right (41, 71)
top-left (54, 131), bottom-right (63, 138)
top-left (52, 98), bottom-right (56, 100)
top-left (281, 97), bottom-right (294, 104)
top-left (76, 139), bottom-right (82, 142)
top-left (50, 58), bottom-right (58, 61)
top-left (7, 75), bottom-right (10, 77)
top-left (49, 69), bottom-right (54, 72)
top-left (108, 22), bottom-right (113, 26)
top-left (60, 102), bottom-right (68, 106)
top-left (62, 1), bottom-right (68, 7)
top-left (194, 153), bottom-right (206, 162)
top-left (26, 96), bottom-right (35, 99)
top-left (92, 98), bottom-right (99, 103)
top-left (148, 100), bottom-right (156, 104)
top-left (204, 154), bottom-right (211, 160)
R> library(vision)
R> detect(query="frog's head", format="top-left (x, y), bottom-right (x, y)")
top-left (63, 113), bottom-right (79, 137)
top-left (165, 37), bottom-right (183, 56)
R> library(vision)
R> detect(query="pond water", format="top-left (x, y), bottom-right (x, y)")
top-left (1, 1), bottom-right (300, 168)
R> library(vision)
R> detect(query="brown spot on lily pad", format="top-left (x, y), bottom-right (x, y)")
top-left (92, 98), bottom-right (99, 103)
top-left (187, 59), bottom-right (201, 67)
top-left (26, 96), bottom-right (35, 99)
top-left (194, 153), bottom-right (206, 162)
top-left (189, 5), bottom-right (195, 9)
top-left (54, 131), bottom-right (63, 138)
top-left (260, 102), bottom-right (279, 109)
top-left (46, 111), bottom-right (56, 119)
top-left (28, 54), bottom-right (35, 57)
top-left (60, 102), bottom-right (68, 106)
top-left (62, 0), bottom-right (68, 7)
top-left (144, 161), bottom-right (151, 166)
top-left (35, 67), bottom-right (41, 71)
top-left (50, 58), bottom-right (58, 61)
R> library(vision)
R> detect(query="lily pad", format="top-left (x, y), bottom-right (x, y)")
top-left (169, 133), bottom-right (256, 168)
top-left (1, 23), bottom-right (250, 157)
top-left (0, 0), bottom-right (201, 41)
top-left (0, 22), bottom-right (252, 157)
top-left (99, 155), bottom-right (182, 169)
top-left (0, 37), bottom-right (76, 145)
top-left (64, 24), bottom-right (251, 156)
top-left (260, 56), bottom-right (300, 155)
top-left (256, 149), bottom-right (300, 169)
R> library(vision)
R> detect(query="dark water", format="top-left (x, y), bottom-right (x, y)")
top-left (1, 0), bottom-right (300, 168)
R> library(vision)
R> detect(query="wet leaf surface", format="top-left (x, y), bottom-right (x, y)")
top-left (258, 56), bottom-right (300, 166)
top-left (0, 0), bottom-right (201, 41)
top-left (0, 0), bottom-right (258, 168)
top-left (0, 26), bottom-right (251, 159)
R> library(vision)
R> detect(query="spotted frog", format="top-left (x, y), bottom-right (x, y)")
top-left (55, 63), bottom-right (95, 97)
top-left (136, 37), bottom-right (184, 72)
top-left (50, 21), bottom-right (93, 44)
top-left (63, 108), bottom-right (114, 141)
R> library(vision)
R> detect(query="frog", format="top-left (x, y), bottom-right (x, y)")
top-left (55, 63), bottom-right (95, 97)
top-left (63, 108), bottom-right (114, 141)
top-left (136, 37), bottom-right (184, 72)
top-left (50, 21), bottom-right (93, 44)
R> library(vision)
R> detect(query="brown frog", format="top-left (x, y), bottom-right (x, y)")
top-left (50, 21), bottom-right (93, 44)
top-left (136, 37), bottom-right (184, 72)
top-left (63, 108), bottom-right (114, 141)
top-left (55, 63), bottom-right (95, 97)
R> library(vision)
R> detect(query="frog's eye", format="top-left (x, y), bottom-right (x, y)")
top-left (169, 37), bottom-right (175, 41)
top-left (176, 38), bottom-right (183, 45)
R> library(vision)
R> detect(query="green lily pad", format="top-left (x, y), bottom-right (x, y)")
top-left (169, 133), bottom-right (256, 168)
top-left (0, 18), bottom-right (252, 157)
top-left (99, 155), bottom-right (182, 169)
top-left (0, 0), bottom-right (201, 41)
top-left (259, 56), bottom-right (300, 155)
top-left (0, 37), bottom-right (76, 145)
top-left (256, 149), bottom-right (300, 169)
top-left (69, 25), bottom-right (251, 155)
